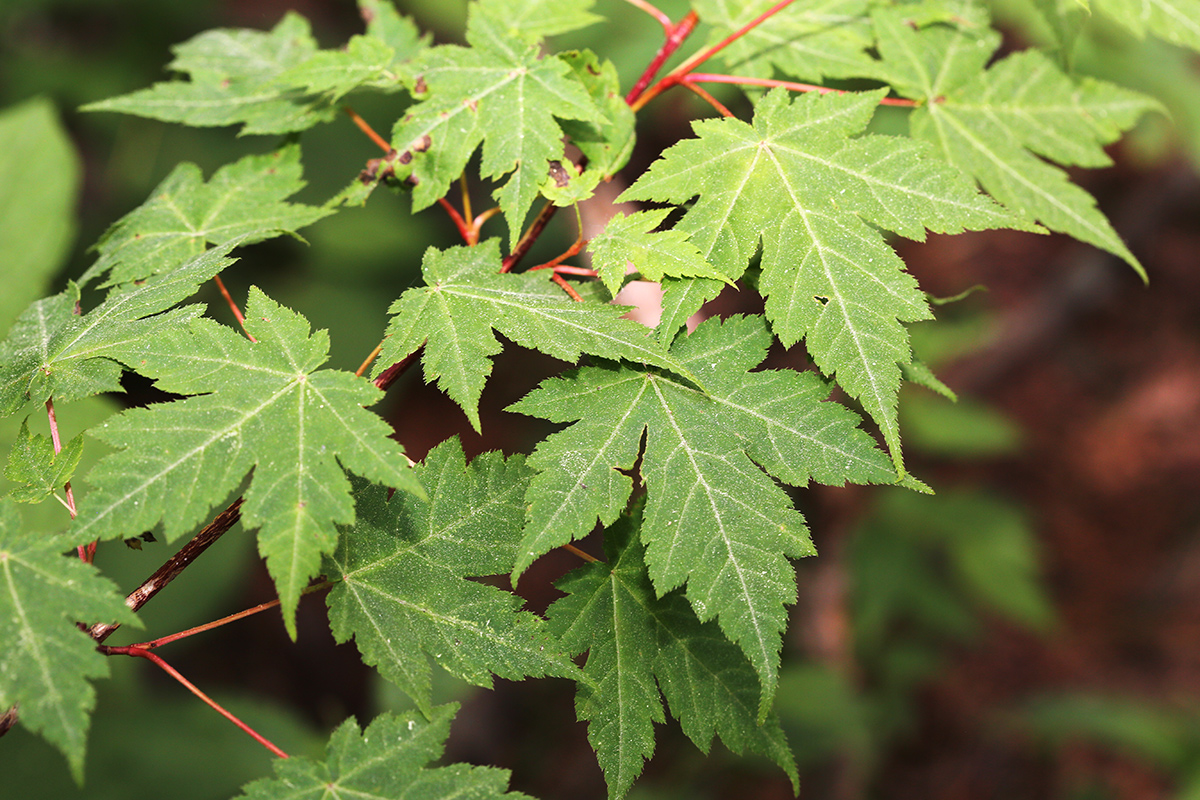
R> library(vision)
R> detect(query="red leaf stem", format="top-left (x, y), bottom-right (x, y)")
top-left (685, 73), bottom-right (920, 107)
top-left (343, 106), bottom-right (391, 154)
top-left (625, 11), bottom-right (699, 106)
top-left (213, 275), bottom-right (258, 342)
top-left (623, 0), bottom-right (673, 31)
top-left (502, 199), bottom-right (559, 273)
top-left (681, 80), bottom-right (735, 117)
top-left (551, 272), bottom-right (584, 302)
top-left (100, 645), bottom-right (289, 759)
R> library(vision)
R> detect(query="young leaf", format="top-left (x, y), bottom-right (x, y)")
top-left (557, 50), bottom-right (636, 180)
top-left (875, 10), bottom-right (1159, 278)
top-left (622, 88), bottom-right (1021, 469)
top-left (82, 13), bottom-right (333, 135)
top-left (237, 705), bottom-right (530, 800)
top-left (588, 209), bottom-right (735, 297)
top-left (547, 509), bottom-right (797, 799)
top-left (0, 499), bottom-right (141, 782)
top-left (4, 418), bottom-right (83, 504)
top-left (0, 240), bottom-right (244, 416)
top-left (512, 315), bottom-right (896, 711)
top-left (71, 288), bottom-right (422, 637)
top-left (325, 440), bottom-right (580, 715)
top-left (377, 240), bottom-right (691, 431)
top-left (391, 8), bottom-right (603, 244)
top-left (80, 144), bottom-right (331, 287)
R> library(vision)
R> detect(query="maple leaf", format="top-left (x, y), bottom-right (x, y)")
top-left (547, 509), bottom-right (797, 799)
top-left (4, 418), bottom-right (83, 504)
top-left (0, 240), bottom-right (244, 416)
top-left (82, 13), bottom-right (332, 135)
top-left (873, 8), bottom-right (1159, 278)
top-left (390, 7), bottom-right (603, 245)
top-left (237, 705), bottom-right (530, 800)
top-left (70, 288), bottom-right (422, 637)
top-left (377, 240), bottom-right (693, 431)
top-left (692, 0), bottom-right (880, 82)
top-left (622, 88), bottom-right (1021, 469)
top-left (325, 439), bottom-right (580, 714)
top-left (477, 0), bottom-right (602, 38)
top-left (0, 499), bottom-right (141, 782)
top-left (511, 315), bottom-right (895, 710)
top-left (587, 209), bottom-right (735, 297)
top-left (557, 50), bottom-right (636, 180)
top-left (1094, 0), bottom-right (1200, 51)
top-left (79, 144), bottom-right (332, 287)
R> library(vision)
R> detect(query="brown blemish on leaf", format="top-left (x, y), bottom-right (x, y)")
top-left (414, 76), bottom-right (427, 94)
top-left (547, 161), bottom-right (570, 188)
top-left (414, 134), bottom-right (432, 153)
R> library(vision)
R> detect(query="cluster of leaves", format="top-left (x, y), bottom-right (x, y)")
top-left (0, 0), bottom-right (1183, 797)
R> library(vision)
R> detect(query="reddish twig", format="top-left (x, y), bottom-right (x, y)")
top-left (551, 272), bottom-right (584, 302)
top-left (100, 645), bottom-right (289, 759)
top-left (89, 498), bottom-right (245, 643)
top-left (355, 343), bottom-right (383, 378)
top-left (131, 581), bottom-right (332, 651)
top-left (373, 347), bottom-right (423, 392)
top-left (45, 398), bottom-right (84, 559)
top-left (502, 199), bottom-right (560, 273)
top-left (437, 196), bottom-right (472, 243)
top-left (343, 106), bottom-right (391, 154)
top-left (626, 11), bottom-right (700, 106)
top-left (630, 0), bottom-right (801, 112)
top-left (685, 73), bottom-right (920, 107)
top-left (623, 0), bottom-right (672, 31)
top-left (562, 543), bottom-right (601, 563)
top-left (681, 80), bottom-right (735, 117)
top-left (213, 275), bottom-right (258, 342)
top-left (551, 265), bottom-right (598, 277)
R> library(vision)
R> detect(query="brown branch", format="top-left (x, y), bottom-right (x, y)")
top-left (89, 497), bottom-right (244, 643)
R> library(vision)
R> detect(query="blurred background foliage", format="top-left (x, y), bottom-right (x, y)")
top-left (2, 1), bottom-right (1200, 798)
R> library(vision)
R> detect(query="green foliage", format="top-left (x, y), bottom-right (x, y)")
top-left (0, 0), bottom-right (1182, 796)
top-left (0, 499), bottom-right (139, 783)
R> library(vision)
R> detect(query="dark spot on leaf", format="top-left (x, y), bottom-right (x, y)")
top-left (465, 99), bottom-right (478, 112)
top-left (547, 160), bottom-right (570, 188)
top-left (398, 150), bottom-right (414, 165)
top-left (587, 64), bottom-right (600, 75)
top-left (414, 134), bottom-right (432, 153)
top-left (814, 295), bottom-right (829, 306)
top-left (414, 76), bottom-right (427, 95)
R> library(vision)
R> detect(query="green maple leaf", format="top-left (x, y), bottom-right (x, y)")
top-left (477, 0), bottom-right (602, 38)
top-left (0, 499), bottom-right (140, 782)
top-left (4, 418), bottom-right (83, 504)
top-left (874, 9), bottom-right (1159, 278)
top-left (237, 705), bottom-right (530, 800)
top-left (391, 7), bottom-right (603, 245)
top-left (692, 0), bottom-right (880, 82)
top-left (80, 144), bottom-right (332, 287)
top-left (82, 13), bottom-right (333, 135)
top-left (547, 509), bottom-right (797, 799)
top-left (622, 88), bottom-right (1021, 469)
top-left (558, 50), bottom-right (636, 180)
top-left (0, 240), bottom-right (244, 416)
top-left (1095, 0), bottom-right (1200, 51)
top-left (588, 209), bottom-right (735, 297)
top-left (325, 439), bottom-right (580, 715)
top-left (71, 288), bottom-right (422, 637)
top-left (511, 315), bottom-right (896, 710)
top-left (377, 240), bottom-right (693, 431)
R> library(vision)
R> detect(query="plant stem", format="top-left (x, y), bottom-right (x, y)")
top-left (100, 645), bottom-right (289, 759)
top-left (373, 347), bottom-right (422, 392)
top-left (502, 199), bottom-right (560, 273)
top-left (132, 581), bottom-right (333, 651)
top-left (550, 272), bottom-right (584, 302)
top-left (681, 80), bottom-right (735, 117)
top-left (45, 398), bottom-right (83, 558)
top-left (625, 11), bottom-right (699, 106)
top-left (343, 106), bottom-right (391, 154)
top-left (213, 275), bottom-right (258, 342)
top-left (685, 73), bottom-right (920, 107)
top-left (562, 543), bottom-right (601, 563)
top-left (623, 0), bottom-right (673, 30)
top-left (630, 0), bottom-right (800, 112)
top-left (89, 497), bottom-right (245, 644)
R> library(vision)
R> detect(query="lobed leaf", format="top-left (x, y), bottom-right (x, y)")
top-left (0, 499), bottom-right (140, 782)
top-left (377, 240), bottom-right (692, 431)
top-left (71, 288), bottom-right (422, 637)
top-left (1095, 0), bottom-right (1200, 51)
top-left (548, 510), bottom-right (797, 799)
top-left (622, 88), bottom-right (1020, 469)
top-left (391, 8), bottom-right (603, 245)
top-left (588, 209), bottom-right (735, 297)
top-left (4, 418), bottom-right (83, 504)
top-left (325, 440), bottom-right (580, 714)
top-left (237, 704), bottom-right (531, 800)
top-left (81, 143), bottom-right (331, 287)
top-left (512, 315), bottom-right (895, 710)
